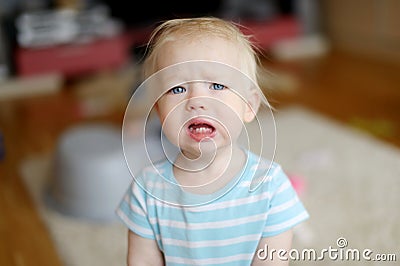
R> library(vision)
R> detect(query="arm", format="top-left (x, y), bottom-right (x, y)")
top-left (127, 230), bottom-right (164, 266)
top-left (252, 229), bottom-right (293, 266)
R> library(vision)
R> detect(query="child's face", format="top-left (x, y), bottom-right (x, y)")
top-left (154, 36), bottom-right (258, 158)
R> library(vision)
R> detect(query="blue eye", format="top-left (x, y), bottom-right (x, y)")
top-left (210, 83), bottom-right (226, 90)
top-left (169, 86), bottom-right (186, 94)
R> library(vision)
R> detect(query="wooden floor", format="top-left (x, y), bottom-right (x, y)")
top-left (0, 50), bottom-right (399, 265)
top-left (263, 50), bottom-right (400, 148)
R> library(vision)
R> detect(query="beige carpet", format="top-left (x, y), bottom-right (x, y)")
top-left (20, 105), bottom-right (400, 265)
top-left (19, 159), bottom-right (128, 266)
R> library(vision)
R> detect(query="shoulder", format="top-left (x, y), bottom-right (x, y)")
top-left (244, 150), bottom-right (287, 192)
top-left (126, 159), bottom-right (172, 198)
top-left (137, 159), bottom-right (171, 177)
top-left (130, 158), bottom-right (187, 205)
top-left (132, 159), bottom-right (173, 187)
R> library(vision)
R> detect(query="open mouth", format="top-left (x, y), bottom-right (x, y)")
top-left (186, 119), bottom-right (216, 142)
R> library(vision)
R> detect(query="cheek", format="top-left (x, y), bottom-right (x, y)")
top-left (156, 100), bottom-right (176, 123)
top-left (162, 123), bottom-right (180, 145)
top-left (222, 97), bottom-right (247, 121)
top-left (216, 104), bottom-right (245, 137)
top-left (227, 117), bottom-right (245, 137)
top-left (157, 103), bottom-right (184, 141)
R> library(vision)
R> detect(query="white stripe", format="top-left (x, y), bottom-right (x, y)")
top-left (238, 178), bottom-right (270, 187)
top-left (144, 180), bottom-right (172, 190)
top-left (124, 192), bottom-right (146, 216)
top-left (268, 197), bottom-right (299, 215)
top-left (190, 191), bottom-right (272, 212)
top-left (239, 165), bottom-right (281, 187)
top-left (264, 211), bottom-right (309, 233)
top-left (149, 191), bottom-right (272, 212)
top-left (275, 179), bottom-right (291, 194)
top-left (128, 200), bottom-right (146, 216)
top-left (250, 160), bottom-right (275, 172)
top-left (152, 213), bottom-right (266, 230)
top-left (117, 209), bottom-right (154, 236)
top-left (162, 234), bottom-right (260, 248)
top-left (130, 183), bottom-right (147, 211)
top-left (166, 253), bottom-right (254, 265)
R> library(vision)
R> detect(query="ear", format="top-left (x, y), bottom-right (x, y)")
top-left (152, 100), bottom-right (161, 117)
top-left (243, 90), bottom-right (261, 123)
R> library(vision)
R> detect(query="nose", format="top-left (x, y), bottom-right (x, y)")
top-left (185, 83), bottom-right (209, 111)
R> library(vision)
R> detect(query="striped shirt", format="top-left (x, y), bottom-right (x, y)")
top-left (117, 150), bottom-right (309, 265)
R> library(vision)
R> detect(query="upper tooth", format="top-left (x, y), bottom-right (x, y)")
top-left (194, 127), bottom-right (210, 133)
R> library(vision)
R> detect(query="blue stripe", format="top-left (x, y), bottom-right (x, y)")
top-left (164, 241), bottom-right (258, 259)
top-left (158, 219), bottom-right (265, 242)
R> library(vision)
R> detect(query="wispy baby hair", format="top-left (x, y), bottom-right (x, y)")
top-left (142, 17), bottom-right (261, 84)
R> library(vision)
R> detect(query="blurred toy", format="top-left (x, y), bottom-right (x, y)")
top-left (16, 4), bottom-right (123, 48)
top-left (288, 173), bottom-right (306, 196)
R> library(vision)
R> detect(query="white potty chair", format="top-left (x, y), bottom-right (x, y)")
top-left (48, 123), bottom-right (134, 222)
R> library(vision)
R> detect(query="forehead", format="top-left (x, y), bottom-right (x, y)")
top-left (156, 36), bottom-right (243, 72)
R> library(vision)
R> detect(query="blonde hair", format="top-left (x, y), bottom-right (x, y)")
top-left (142, 17), bottom-right (261, 84)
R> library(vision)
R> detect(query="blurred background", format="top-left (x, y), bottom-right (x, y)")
top-left (0, 0), bottom-right (399, 265)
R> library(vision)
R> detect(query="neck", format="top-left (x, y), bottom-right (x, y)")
top-left (173, 145), bottom-right (246, 194)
